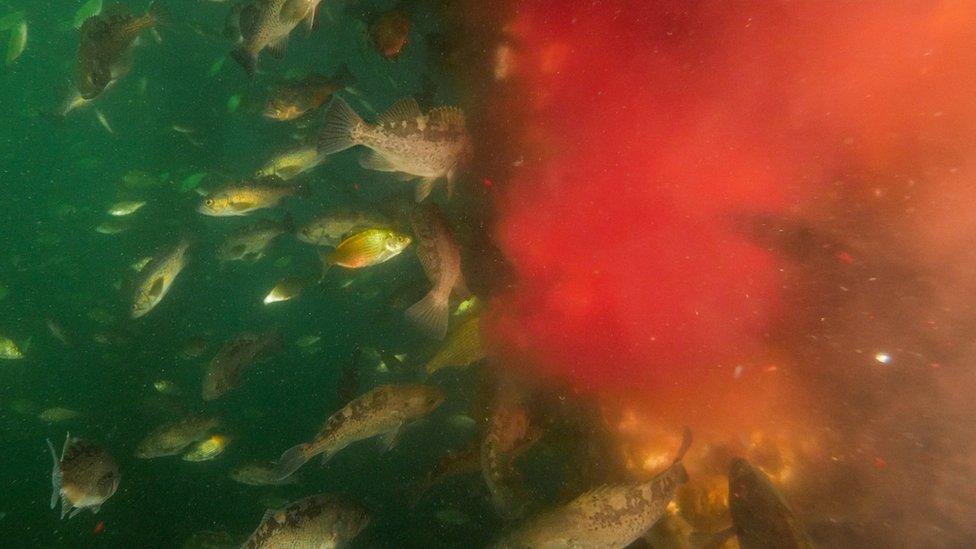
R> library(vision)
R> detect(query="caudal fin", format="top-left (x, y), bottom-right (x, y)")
top-left (231, 47), bottom-right (256, 77)
top-left (273, 443), bottom-right (311, 481)
top-left (318, 97), bottom-right (363, 155)
top-left (405, 290), bottom-right (449, 340)
top-left (46, 438), bottom-right (62, 510)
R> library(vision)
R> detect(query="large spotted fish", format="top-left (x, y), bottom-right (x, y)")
top-left (231, 0), bottom-right (321, 76)
top-left (242, 494), bottom-right (369, 548)
top-left (318, 96), bottom-right (472, 202)
top-left (495, 428), bottom-right (692, 548)
top-left (272, 384), bottom-right (444, 480)
top-left (76, 3), bottom-right (158, 100)
top-left (406, 204), bottom-right (467, 339)
top-left (47, 434), bottom-right (120, 519)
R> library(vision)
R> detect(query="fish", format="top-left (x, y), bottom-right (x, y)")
top-left (264, 69), bottom-right (353, 121)
top-left (272, 384), bottom-right (444, 480)
top-left (5, 20), bottom-right (27, 65)
top-left (95, 109), bottom-right (113, 133)
top-left (424, 314), bottom-right (485, 375)
top-left (263, 276), bottom-right (310, 304)
top-left (75, 3), bottom-right (158, 100)
top-left (107, 200), bottom-right (145, 216)
top-left (295, 335), bottom-right (321, 347)
top-left (73, 0), bottom-right (103, 29)
top-left (95, 219), bottom-right (129, 234)
top-left (255, 144), bottom-right (327, 180)
top-left (46, 319), bottom-right (71, 346)
top-left (320, 229), bottom-right (412, 271)
top-left (180, 336), bottom-right (208, 359)
top-left (217, 218), bottom-right (289, 262)
top-left (231, 0), bottom-right (322, 76)
top-left (197, 177), bottom-right (296, 216)
top-left (496, 428), bottom-right (692, 548)
top-left (47, 434), bottom-right (119, 519)
top-left (135, 416), bottom-right (220, 458)
top-left (39, 408), bottom-right (82, 423)
top-left (183, 435), bottom-right (231, 462)
top-left (318, 96), bottom-right (471, 201)
top-left (481, 385), bottom-right (536, 520)
top-left (369, 9), bottom-right (410, 60)
top-left (406, 204), bottom-right (467, 339)
top-left (727, 457), bottom-right (813, 549)
top-left (130, 239), bottom-right (190, 319)
top-left (296, 210), bottom-right (389, 248)
top-left (153, 380), bottom-right (179, 395)
top-left (230, 462), bottom-right (296, 486)
top-left (0, 336), bottom-right (24, 359)
top-left (202, 331), bottom-right (281, 401)
top-left (242, 494), bottom-right (369, 548)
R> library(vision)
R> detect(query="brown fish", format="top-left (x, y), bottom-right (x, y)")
top-left (406, 204), bottom-right (467, 339)
top-left (242, 494), bottom-right (369, 548)
top-left (202, 331), bottom-right (281, 401)
top-left (76, 3), bottom-right (158, 100)
top-left (481, 386), bottom-right (534, 520)
top-left (272, 384), bottom-right (444, 480)
top-left (318, 96), bottom-right (472, 202)
top-left (369, 9), bottom-right (410, 60)
top-left (728, 458), bottom-right (814, 549)
top-left (264, 69), bottom-right (353, 121)
top-left (47, 434), bottom-right (119, 519)
top-left (232, 0), bottom-right (322, 76)
top-left (135, 416), bottom-right (220, 458)
top-left (496, 428), bottom-right (692, 548)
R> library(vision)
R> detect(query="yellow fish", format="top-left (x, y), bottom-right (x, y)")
top-left (255, 145), bottom-right (327, 181)
top-left (183, 435), bottom-right (230, 462)
top-left (0, 336), bottom-right (24, 359)
top-left (197, 178), bottom-right (296, 216)
top-left (131, 239), bottom-right (190, 319)
top-left (424, 314), bottom-right (485, 375)
top-left (320, 229), bottom-right (411, 270)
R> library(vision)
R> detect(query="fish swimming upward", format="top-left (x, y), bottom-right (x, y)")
top-left (231, 0), bottom-right (321, 76)
top-left (47, 434), bottom-right (120, 519)
top-left (130, 239), bottom-right (190, 319)
top-left (496, 428), bottom-right (692, 548)
top-left (76, 3), bottom-right (158, 100)
top-left (318, 96), bottom-right (471, 202)
top-left (406, 204), bottom-right (467, 339)
top-left (272, 384), bottom-right (444, 480)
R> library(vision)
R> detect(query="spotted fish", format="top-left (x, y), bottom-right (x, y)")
top-left (272, 384), bottom-right (444, 480)
top-left (318, 96), bottom-right (472, 202)
top-left (242, 494), bottom-right (369, 548)
top-left (406, 204), bottom-right (467, 339)
top-left (76, 3), bottom-right (157, 100)
top-left (47, 434), bottom-right (119, 519)
top-left (481, 385), bottom-right (534, 520)
top-left (496, 428), bottom-right (692, 548)
top-left (202, 331), bottom-right (281, 401)
top-left (232, 0), bottom-right (321, 76)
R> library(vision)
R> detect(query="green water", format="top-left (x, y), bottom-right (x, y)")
top-left (0, 0), bottom-right (500, 546)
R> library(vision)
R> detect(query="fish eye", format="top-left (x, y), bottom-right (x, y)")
top-left (205, 198), bottom-right (214, 206)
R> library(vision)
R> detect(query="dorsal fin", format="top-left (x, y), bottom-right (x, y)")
top-left (376, 97), bottom-right (421, 127)
top-left (428, 107), bottom-right (465, 129)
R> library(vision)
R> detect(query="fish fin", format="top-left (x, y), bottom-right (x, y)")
top-left (320, 448), bottom-right (337, 467)
top-left (267, 36), bottom-right (288, 59)
top-left (231, 47), bottom-right (256, 77)
top-left (47, 438), bottom-right (62, 510)
top-left (90, 505), bottom-right (101, 515)
top-left (415, 178), bottom-right (436, 202)
top-left (318, 97), bottom-right (363, 155)
top-left (273, 443), bottom-right (310, 480)
top-left (359, 150), bottom-right (398, 172)
top-left (275, 164), bottom-right (302, 179)
top-left (428, 106), bottom-right (466, 129)
top-left (376, 97), bottom-right (421, 128)
top-left (68, 506), bottom-right (83, 519)
top-left (452, 274), bottom-right (471, 300)
top-left (379, 423), bottom-right (405, 452)
top-left (406, 290), bottom-right (449, 340)
top-left (446, 165), bottom-right (459, 198)
top-left (395, 172), bottom-right (416, 182)
top-left (674, 426), bottom-right (693, 464)
top-left (302, 1), bottom-right (318, 32)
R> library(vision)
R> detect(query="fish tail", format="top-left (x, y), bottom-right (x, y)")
top-left (405, 289), bottom-right (450, 340)
top-left (46, 438), bottom-right (62, 511)
top-left (231, 47), bottom-right (256, 77)
top-left (673, 426), bottom-right (693, 464)
top-left (273, 443), bottom-right (311, 481)
top-left (318, 96), bottom-right (363, 155)
top-left (317, 250), bottom-right (335, 282)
